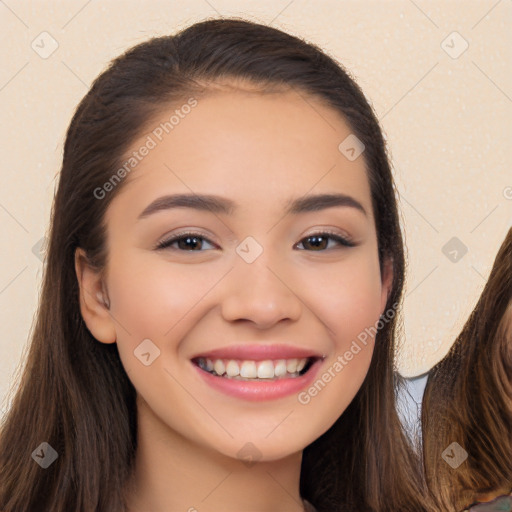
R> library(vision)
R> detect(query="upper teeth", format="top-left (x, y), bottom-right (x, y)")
top-left (196, 357), bottom-right (309, 379)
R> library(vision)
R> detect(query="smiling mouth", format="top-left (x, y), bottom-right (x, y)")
top-left (192, 356), bottom-right (318, 381)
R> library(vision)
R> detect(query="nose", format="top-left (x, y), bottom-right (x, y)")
top-left (220, 257), bottom-right (302, 329)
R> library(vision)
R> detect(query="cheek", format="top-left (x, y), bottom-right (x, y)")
top-left (289, 254), bottom-right (383, 438)
top-left (105, 254), bottom-right (216, 400)
top-left (105, 252), bottom-right (234, 380)
top-left (302, 251), bottom-right (384, 342)
top-left (107, 254), bottom-right (214, 337)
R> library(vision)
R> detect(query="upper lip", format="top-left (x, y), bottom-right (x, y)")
top-left (190, 344), bottom-right (324, 361)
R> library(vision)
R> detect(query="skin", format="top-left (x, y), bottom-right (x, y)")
top-left (75, 86), bottom-right (392, 512)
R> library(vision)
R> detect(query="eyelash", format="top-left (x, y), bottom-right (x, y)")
top-left (154, 230), bottom-right (356, 252)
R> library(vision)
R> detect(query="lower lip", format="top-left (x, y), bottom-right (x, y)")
top-left (192, 359), bottom-right (324, 401)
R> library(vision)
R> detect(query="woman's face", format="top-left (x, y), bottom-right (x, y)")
top-left (79, 87), bottom-right (392, 461)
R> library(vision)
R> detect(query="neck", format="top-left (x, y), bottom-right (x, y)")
top-left (124, 396), bottom-right (306, 512)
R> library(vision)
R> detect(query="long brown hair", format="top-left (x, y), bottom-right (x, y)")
top-left (0, 17), bottom-right (432, 511)
top-left (421, 228), bottom-right (512, 511)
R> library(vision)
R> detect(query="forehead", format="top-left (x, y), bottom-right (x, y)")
top-left (111, 88), bottom-right (373, 222)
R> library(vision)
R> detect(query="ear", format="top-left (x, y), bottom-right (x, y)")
top-left (74, 247), bottom-right (116, 344)
top-left (380, 257), bottom-right (394, 315)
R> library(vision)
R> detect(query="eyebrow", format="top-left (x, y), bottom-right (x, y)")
top-left (137, 192), bottom-right (367, 220)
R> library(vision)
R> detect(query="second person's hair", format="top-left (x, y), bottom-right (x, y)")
top-left (422, 228), bottom-right (512, 511)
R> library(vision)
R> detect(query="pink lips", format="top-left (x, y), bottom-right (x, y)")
top-left (190, 344), bottom-right (325, 401)
top-left (190, 343), bottom-right (324, 361)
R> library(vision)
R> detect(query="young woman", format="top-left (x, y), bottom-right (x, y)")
top-left (422, 228), bottom-right (512, 511)
top-left (0, 18), bottom-right (435, 511)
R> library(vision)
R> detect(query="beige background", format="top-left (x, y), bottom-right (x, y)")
top-left (1, 1), bottom-right (511, 417)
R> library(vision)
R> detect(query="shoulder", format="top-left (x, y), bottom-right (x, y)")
top-left (462, 492), bottom-right (512, 511)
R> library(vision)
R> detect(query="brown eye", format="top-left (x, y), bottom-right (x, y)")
top-left (296, 233), bottom-right (355, 251)
top-left (155, 232), bottom-right (216, 251)
top-left (154, 231), bottom-right (355, 252)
